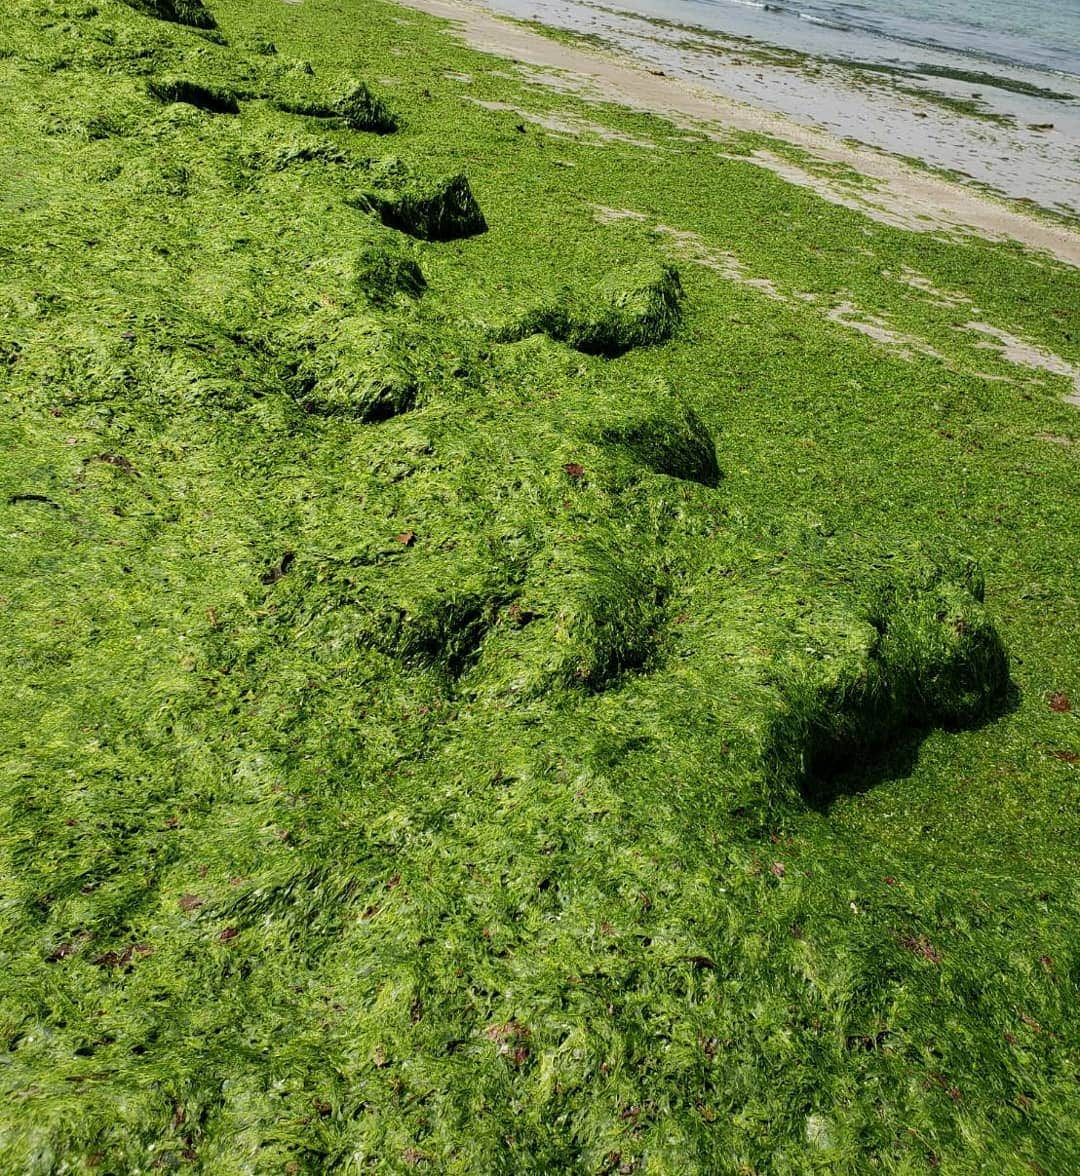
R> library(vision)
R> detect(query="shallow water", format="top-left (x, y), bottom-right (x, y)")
top-left (615, 0), bottom-right (1080, 78)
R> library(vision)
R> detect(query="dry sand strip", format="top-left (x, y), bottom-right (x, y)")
top-left (395, 0), bottom-right (1080, 267)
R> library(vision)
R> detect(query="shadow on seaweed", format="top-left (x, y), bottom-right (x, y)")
top-left (801, 679), bottom-right (1020, 813)
top-left (496, 265), bottom-right (684, 358)
top-left (148, 78), bottom-right (240, 115)
top-left (352, 167), bottom-right (488, 241)
top-left (122, 0), bottom-right (216, 29)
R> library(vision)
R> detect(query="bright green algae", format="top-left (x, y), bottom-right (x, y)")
top-left (1, 1), bottom-right (1079, 1172)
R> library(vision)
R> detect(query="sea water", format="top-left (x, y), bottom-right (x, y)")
top-left (637, 0), bottom-right (1080, 79)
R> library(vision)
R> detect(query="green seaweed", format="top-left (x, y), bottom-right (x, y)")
top-left (0, 0), bottom-right (1078, 1172)
top-left (271, 78), bottom-right (399, 133)
top-left (354, 245), bottom-right (427, 305)
top-left (355, 164), bottom-right (488, 240)
top-left (280, 312), bottom-right (422, 420)
top-left (835, 58), bottom-right (1078, 101)
top-left (148, 75), bottom-right (240, 113)
top-left (336, 81), bottom-right (399, 133)
top-left (122, 0), bottom-right (217, 30)
top-left (499, 263), bottom-right (684, 356)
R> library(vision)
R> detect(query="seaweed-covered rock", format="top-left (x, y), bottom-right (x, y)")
top-left (500, 264), bottom-right (684, 357)
top-left (769, 556), bottom-right (1009, 789)
top-left (355, 167), bottom-right (487, 241)
top-left (361, 578), bottom-right (507, 676)
top-left (354, 247), bottom-right (427, 306)
top-left (664, 551), bottom-right (1009, 816)
top-left (122, 0), bottom-right (217, 30)
top-left (286, 316), bottom-right (420, 421)
top-left (148, 77), bottom-right (239, 115)
top-left (267, 65), bottom-right (337, 119)
top-left (866, 556), bottom-right (1009, 728)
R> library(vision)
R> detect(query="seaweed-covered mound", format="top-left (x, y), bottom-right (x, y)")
top-left (659, 551), bottom-right (1009, 819)
top-left (271, 79), bottom-right (398, 133)
top-left (122, 0), bottom-right (216, 30)
top-left (336, 83), bottom-right (398, 134)
top-left (500, 264), bottom-right (684, 357)
top-left (283, 315), bottom-right (421, 421)
top-left (148, 76), bottom-right (240, 114)
top-left (782, 557), bottom-right (1008, 777)
top-left (354, 246), bottom-right (427, 305)
top-left (9, 0), bottom-right (1078, 1171)
top-left (600, 397), bottom-right (720, 486)
top-left (355, 164), bottom-right (488, 241)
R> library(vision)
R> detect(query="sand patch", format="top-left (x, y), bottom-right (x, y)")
top-left (467, 98), bottom-right (656, 146)
top-left (963, 322), bottom-right (1080, 405)
top-left (591, 205), bottom-right (648, 224)
top-left (894, 268), bottom-right (974, 308)
top-left (749, 150), bottom-right (930, 234)
top-left (826, 301), bottom-right (944, 361)
top-left (654, 225), bottom-right (785, 299)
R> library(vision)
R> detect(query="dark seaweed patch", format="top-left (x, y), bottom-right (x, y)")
top-left (148, 77), bottom-right (239, 115)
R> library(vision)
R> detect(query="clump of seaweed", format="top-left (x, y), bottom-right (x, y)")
top-left (354, 246), bottom-right (427, 306)
top-left (275, 541), bottom-right (526, 681)
top-left (283, 315), bottom-right (421, 421)
top-left (121, 0), bottom-right (217, 30)
top-left (240, 38), bottom-right (277, 57)
top-left (665, 551), bottom-right (1010, 820)
top-left (353, 162), bottom-right (487, 241)
top-left (148, 76), bottom-right (239, 114)
top-left (600, 397), bottom-right (719, 486)
top-left (498, 264), bottom-right (684, 357)
top-left (473, 538), bottom-right (670, 698)
top-left (866, 556), bottom-right (1009, 727)
top-left (271, 79), bottom-right (398, 133)
top-left (264, 135), bottom-right (349, 171)
top-left (267, 63), bottom-right (336, 118)
top-left (771, 556), bottom-right (1009, 793)
top-left (363, 580), bottom-right (508, 677)
top-left (335, 83), bottom-right (398, 134)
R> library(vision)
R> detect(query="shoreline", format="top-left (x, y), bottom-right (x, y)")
top-left (395, 0), bottom-right (1080, 266)
top-left (448, 0), bottom-right (1080, 215)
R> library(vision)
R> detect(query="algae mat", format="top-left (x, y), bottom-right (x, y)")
top-left (0, 1), bottom-right (1078, 1172)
